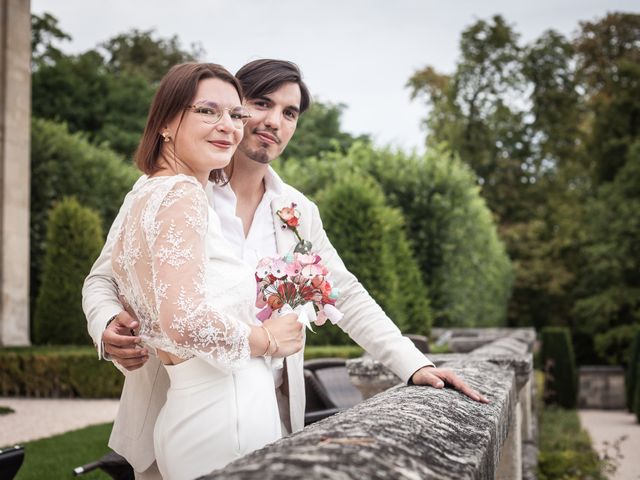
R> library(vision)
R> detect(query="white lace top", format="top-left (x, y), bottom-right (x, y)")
top-left (111, 175), bottom-right (256, 371)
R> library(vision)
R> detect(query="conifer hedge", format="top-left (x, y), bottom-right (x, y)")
top-left (310, 175), bottom-right (431, 344)
top-left (635, 367), bottom-right (640, 423)
top-left (278, 142), bottom-right (512, 328)
top-left (627, 330), bottom-right (640, 412)
top-left (33, 197), bottom-right (104, 345)
top-left (30, 118), bottom-right (139, 311)
top-left (541, 326), bottom-right (578, 408)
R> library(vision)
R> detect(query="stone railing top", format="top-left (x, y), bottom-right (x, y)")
top-left (201, 361), bottom-right (516, 480)
top-left (579, 365), bottom-right (625, 373)
top-left (432, 327), bottom-right (536, 354)
top-left (347, 350), bottom-right (532, 395)
top-left (471, 336), bottom-right (529, 357)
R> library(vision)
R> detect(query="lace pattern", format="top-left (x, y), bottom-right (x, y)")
top-left (111, 175), bottom-right (254, 371)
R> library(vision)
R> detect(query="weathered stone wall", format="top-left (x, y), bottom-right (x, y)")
top-left (201, 329), bottom-right (536, 480)
top-left (0, 0), bottom-right (31, 346)
top-left (578, 366), bottom-right (626, 410)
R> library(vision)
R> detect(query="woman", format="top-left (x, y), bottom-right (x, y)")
top-left (110, 63), bottom-right (303, 480)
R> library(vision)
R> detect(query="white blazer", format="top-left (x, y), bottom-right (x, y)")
top-left (83, 175), bottom-right (433, 472)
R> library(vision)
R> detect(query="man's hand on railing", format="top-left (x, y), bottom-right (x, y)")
top-left (410, 366), bottom-right (490, 403)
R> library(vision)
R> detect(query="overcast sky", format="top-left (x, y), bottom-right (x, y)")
top-left (31, 0), bottom-right (639, 153)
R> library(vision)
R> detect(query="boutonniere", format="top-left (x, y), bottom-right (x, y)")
top-left (276, 203), bottom-right (312, 254)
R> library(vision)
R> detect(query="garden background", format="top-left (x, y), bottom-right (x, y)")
top-left (1, 4), bottom-right (640, 479)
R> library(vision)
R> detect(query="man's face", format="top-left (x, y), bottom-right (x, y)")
top-left (238, 82), bottom-right (302, 164)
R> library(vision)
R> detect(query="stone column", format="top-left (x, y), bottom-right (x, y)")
top-left (0, 0), bottom-right (31, 346)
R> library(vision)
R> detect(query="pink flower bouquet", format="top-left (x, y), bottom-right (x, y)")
top-left (255, 251), bottom-right (343, 328)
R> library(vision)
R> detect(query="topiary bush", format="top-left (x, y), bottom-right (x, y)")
top-left (379, 204), bottom-right (432, 337)
top-left (628, 329), bottom-right (640, 412)
top-left (541, 326), bottom-right (578, 408)
top-left (310, 175), bottom-right (431, 345)
top-left (33, 197), bottom-right (104, 345)
top-left (30, 118), bottom-right (139, 313)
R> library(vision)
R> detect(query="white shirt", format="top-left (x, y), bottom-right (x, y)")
top-left (207, 168), bottom-right (283, 267)
top-left (206, 167), bottom-right (286, 386)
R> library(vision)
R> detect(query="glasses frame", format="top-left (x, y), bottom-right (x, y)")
top-left (184, 104), bottom-right (252, 128)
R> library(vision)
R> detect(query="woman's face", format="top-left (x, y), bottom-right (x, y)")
top-left (164, 77), bottom-right (244, 180)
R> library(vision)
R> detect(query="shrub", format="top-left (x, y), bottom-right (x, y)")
top-left (381, 206), bottom-right (432, 336)
top-left (537, 405), bottom-right (607, 480)
top-left (595, 324), bottom-right (640, 366)
top-left (0, 347), bottom-right (123, 398)
top-left (627, 330), bottom-right (640, 411)
top-left (33, 198), bottom-right (103, 345)
top-left (311, 175), bottom-right (431, 344)
top-left (30, 118), bottom-right (139, 312)
top-left (304, 345), bottom-right (364, 360)
top-left (541, 327), bottom-right (578, 408)
top-left (0, 346), bottom-right (363, 399)
top-left (278, 142), bottom-right (512, 328)
top-left (635, 365), bottom-right (640, 423)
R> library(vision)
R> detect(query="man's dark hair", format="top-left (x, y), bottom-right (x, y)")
top-left (236, 59), bottom-right (311, 114)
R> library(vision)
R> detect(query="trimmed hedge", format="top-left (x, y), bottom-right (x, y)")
top-left (312, 175), bottom-right (431, 344)
top-left (304, 345), bottom-right (364, 359)
top-left (30, 118), bottom-right (139, 313)
top-left (627, 329), bottom-right (640, 411)
top-left (0, 346), bottom-right (364, 398)
top-left (278, 142), bottom-right (512, 327)
top-left (33, 197), bottom-right (104, 345)
top-left (635, 364), bottom-right (640, 423)
top-left (0, 347), bottom-right (123, 398)
top-left (541, 327), bottom-right (578, 408)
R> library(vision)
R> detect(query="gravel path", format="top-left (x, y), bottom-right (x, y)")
top-left (0, 397), bottom-right (119, 446)
top-left (579, 409), bottom-right (640, 480)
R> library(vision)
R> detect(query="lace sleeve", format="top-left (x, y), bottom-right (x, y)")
top-left (147, 180), bottom-right (251, 369)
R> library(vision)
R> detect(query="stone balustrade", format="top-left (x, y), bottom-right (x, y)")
top-left (202, 328), bottom-right (536, 480)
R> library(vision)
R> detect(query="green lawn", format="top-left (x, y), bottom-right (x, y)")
top-left (12, 423), bottom-right (113, 480)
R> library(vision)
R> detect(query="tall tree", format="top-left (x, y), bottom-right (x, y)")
top-left (576, 13), bottom-right (640, 184)
top-left (282, 101), bottom-right (370, 161)
top-left (31, 14), bottom-right (201, 159)
top-left (99, 29), bottom-right (203, 83)
top-left (571, 14), bottom-right (640, 362)
top-left (408, 15), bottom-right (532, 223)
top-left (408, 16), bottom-right (576, 328)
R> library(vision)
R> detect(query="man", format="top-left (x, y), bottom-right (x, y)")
top-left (83, 59), bottom-right (488, 480)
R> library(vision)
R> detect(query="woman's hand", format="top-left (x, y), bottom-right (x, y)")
top-left (262, 313), bottom-right (304, 357)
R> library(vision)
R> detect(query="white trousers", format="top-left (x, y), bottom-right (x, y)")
top-left (153, 357), bottom-right (281, 480)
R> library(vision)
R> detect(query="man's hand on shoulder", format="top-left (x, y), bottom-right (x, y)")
top-left (411, 366), bottom-right (490, 403)
top-left (102, 311), bottom-right (149, 371)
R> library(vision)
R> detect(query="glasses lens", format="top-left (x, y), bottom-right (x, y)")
top-left (230, 107), bottom-right (251, 127)
top-left (191, 105), bottom-right (223, 124)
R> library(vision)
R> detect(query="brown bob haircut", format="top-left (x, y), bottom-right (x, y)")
top-left (236, 59), bottom-right (311, 114)
top-left (135, 62), bottom-right (243, 184)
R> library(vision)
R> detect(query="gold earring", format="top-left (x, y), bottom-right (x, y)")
top-left (161, 130), bottom-right (171, 142)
